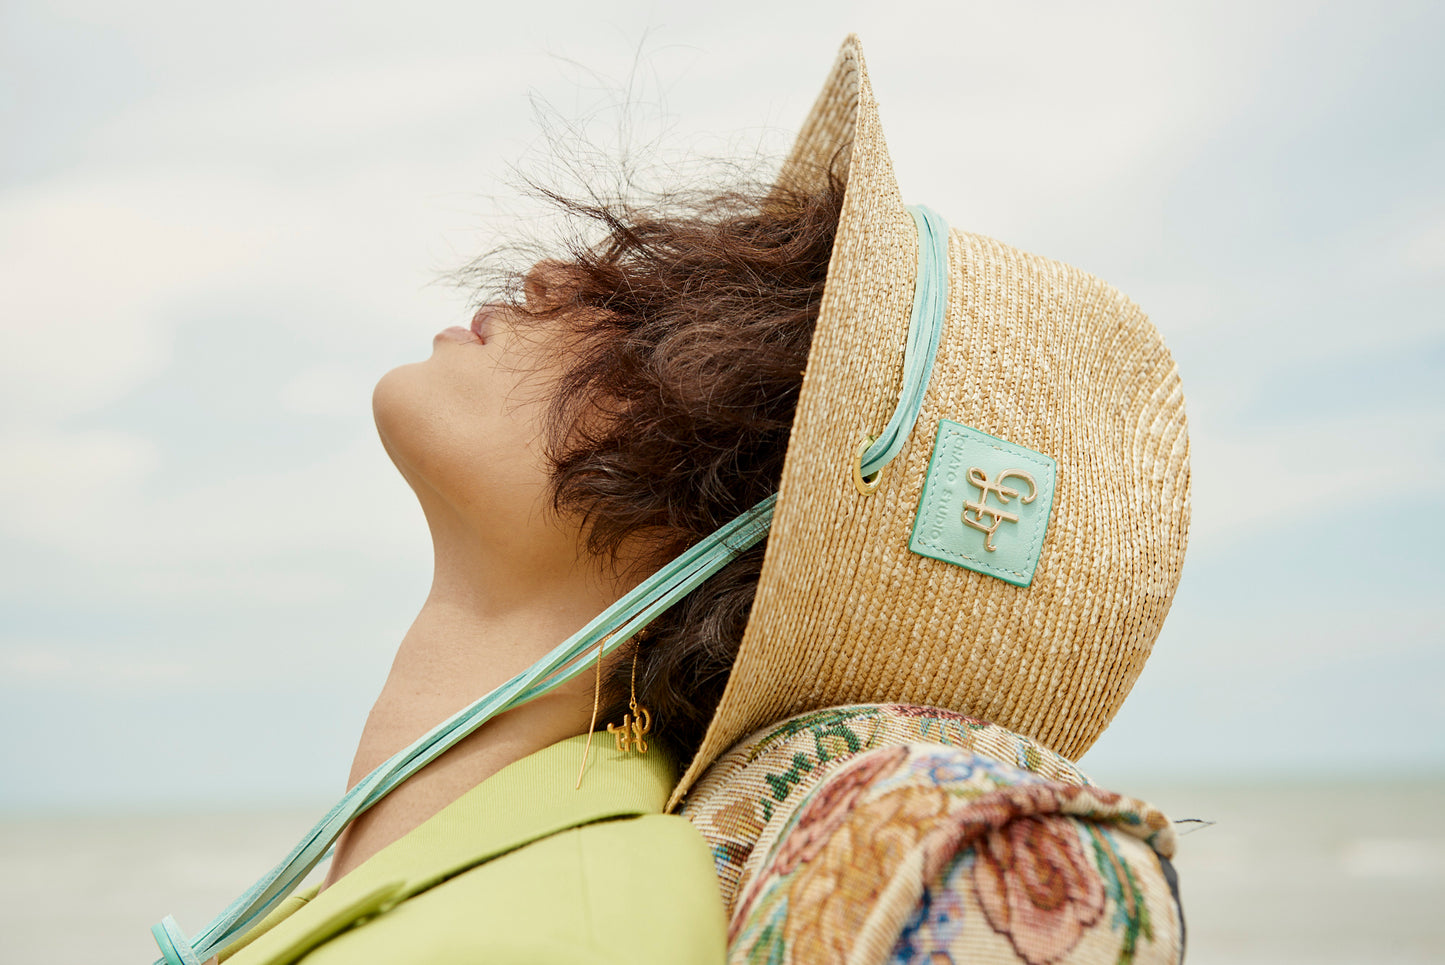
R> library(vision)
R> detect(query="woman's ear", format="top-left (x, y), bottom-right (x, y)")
top-left (523, 260), bottom-right (583, 313)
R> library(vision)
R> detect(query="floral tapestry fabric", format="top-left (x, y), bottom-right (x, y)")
top-left (681, 705), bottom-right (1183, 965)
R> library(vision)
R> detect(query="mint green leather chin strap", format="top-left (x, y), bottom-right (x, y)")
top-left (150, 204), bottom-right (949, 965)
top-left (859, 206), bottom-right (950, 480)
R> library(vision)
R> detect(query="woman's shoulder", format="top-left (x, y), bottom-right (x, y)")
top-left (226, 736), bottom-right (726, 965)
top-left (295, 813), bottom-right (725, 965)
top-left (570, 813), bottom-right (729, 956)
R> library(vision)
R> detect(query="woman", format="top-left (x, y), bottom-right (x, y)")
top-left (155, 35), bottom-right (1190, 965)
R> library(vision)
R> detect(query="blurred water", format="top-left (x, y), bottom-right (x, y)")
top-left (0, 807), bottom-right (331, 965)
top-left (1132, 780), bottom-right (1445, 964)
top-left (2, 781), bottom-right (1442, 964)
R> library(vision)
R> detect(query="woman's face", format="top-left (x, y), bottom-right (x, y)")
top-left (372, 265), bottom-right (586, 573)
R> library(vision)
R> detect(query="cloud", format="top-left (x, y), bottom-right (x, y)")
top-left (2, 433), bottom-right (423, 585)
top-left (85, 55), bottom-right (527, 167)
top-left (0, 163), bottom-right (435, 592)
top-left (278, 364), bottom-right (378, 417)
top-left (0, 642), bottom-right (192, 690)
top-left (1188, 405), bottom-right (1445, 551)
top-left (0, 428), bottom-right (158, 538)
top-left (1400, 211), bottom-right (1445, 275)
top-left (1165, 595), bottom-right (1442, 672)
top-left (0, 176), bottom-right (210, 420)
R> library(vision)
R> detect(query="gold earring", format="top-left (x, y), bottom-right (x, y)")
top-left (575, 638), bottom-right (606, 790)
top-left (607, 643), bottom-right (652, 754)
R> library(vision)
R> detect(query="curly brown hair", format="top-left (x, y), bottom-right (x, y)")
top-left (480, 166), bottom-right (845, 763)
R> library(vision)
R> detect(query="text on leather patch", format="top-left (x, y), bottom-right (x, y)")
top-left (909, 421), bottom-right (1056, 587)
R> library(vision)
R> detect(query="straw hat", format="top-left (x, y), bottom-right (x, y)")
top-left (669, 35), bottom-right (1190, 809)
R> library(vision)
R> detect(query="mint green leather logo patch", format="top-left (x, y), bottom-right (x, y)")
top-left (909, 421), bottom-right (1057, 587)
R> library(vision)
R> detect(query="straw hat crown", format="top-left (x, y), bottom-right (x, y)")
top-left (672, 36), bottom-right (1190, 808)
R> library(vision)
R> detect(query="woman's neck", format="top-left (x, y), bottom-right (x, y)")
top-left (322, 520), bottom-right (623, 889)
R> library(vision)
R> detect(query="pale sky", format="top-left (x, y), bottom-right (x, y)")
top-left (2, 0), bottom-right (1442, 808)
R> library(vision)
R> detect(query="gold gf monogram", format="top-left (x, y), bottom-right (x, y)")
top-left (961, 467), bottom-right (1038, 552)
top-left (608, 702), bottom-right (652, 753)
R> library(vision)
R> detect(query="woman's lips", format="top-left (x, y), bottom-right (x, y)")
top-left (436, 326), bottom-right (478, 343)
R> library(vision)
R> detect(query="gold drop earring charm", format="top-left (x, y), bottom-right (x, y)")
top-left (607, 644), bottom-right (652, 754)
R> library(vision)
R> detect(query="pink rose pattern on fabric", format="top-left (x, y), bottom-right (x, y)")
top-left (973, 816), bottom-right (1106, 964)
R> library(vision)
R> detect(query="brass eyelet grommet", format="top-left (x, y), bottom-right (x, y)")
top-left (853, 434), bottom-right (883, 495)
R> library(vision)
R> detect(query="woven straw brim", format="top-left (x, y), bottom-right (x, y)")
top-left (669, 36), bottom-right (1190, 810)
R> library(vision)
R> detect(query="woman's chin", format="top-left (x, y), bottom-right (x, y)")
top-left (371, 361), bottom-right (434, 469)
top-left (370, 361), bottom-right (505, 504)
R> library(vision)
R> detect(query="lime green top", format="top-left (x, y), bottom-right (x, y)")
top-left (220, 735), bottom-right (726, 965)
